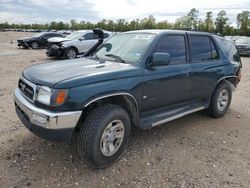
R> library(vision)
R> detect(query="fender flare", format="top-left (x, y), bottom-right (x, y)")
top-left (84, 92), bottom-right (138, 112)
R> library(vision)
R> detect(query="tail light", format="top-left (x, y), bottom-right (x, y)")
top-left (236, 68), bottom-right (242, 81)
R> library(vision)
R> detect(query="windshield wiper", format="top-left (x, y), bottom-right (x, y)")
top-left (105, 54), bottom-right (127, 64)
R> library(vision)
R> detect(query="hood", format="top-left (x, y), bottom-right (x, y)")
top-left (22, 58), bottom-right (141, 88)
top-left (47, 37), bottom-right (70, 43)
top-left (17, 36), bottom-right (35, 41)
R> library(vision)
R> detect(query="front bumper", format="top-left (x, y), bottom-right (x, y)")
top-left (238, 51), bottom-right (250, 56)
top-left (237, 48), bottom-right (250, 56)
top-left (14, 88), bottom-right (82, 141)
top-left (17, 41), bottom-right (29, 48)
top-left (46, 46), bottom-right (64, 57)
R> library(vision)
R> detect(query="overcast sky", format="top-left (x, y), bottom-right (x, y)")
top-left (0, 0), bottom-right (250, 25)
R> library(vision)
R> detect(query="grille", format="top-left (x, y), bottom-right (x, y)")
top-left (18, 79), bottom-right (35, 101)
top-left (237, 45), bottom-right (247, 50)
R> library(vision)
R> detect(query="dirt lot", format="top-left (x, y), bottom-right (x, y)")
top-left (0, 32), bottom-right (250, 188)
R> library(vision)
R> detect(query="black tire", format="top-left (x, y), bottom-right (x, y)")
top-left (77, 104), bottom-right (131, 169)
top-left (30, 41), bottom-right (39, 49)
top-left (65, 47), bottom-right (77, 59)
top-left (208, 81), bottom-right (232, 118)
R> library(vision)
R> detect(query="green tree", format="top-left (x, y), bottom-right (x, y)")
top-left (188, 8), bottom-right (199, 30)
top-left (140, 15), bottom-right (156, 29)
top-left (175, 16), bottom-right (192, 30)
top-left (237, 11), bottom-right (250, 35)
top-left (215, 10), bottom-right (229, 35)
top-left (204, 11), bottom-right (214, 32)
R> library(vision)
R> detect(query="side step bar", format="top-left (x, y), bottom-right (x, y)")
top-left (152, 106), bottom-right (204, 127)
top-left (140, 102), bottom-right (207, 129)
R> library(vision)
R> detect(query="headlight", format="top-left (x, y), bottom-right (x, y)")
top-left (36, 86), bottom-right (69, 106)
top-left (52, 44), bottom-right (59, 49)
top-left (36, 86), bottom-right (51, 105)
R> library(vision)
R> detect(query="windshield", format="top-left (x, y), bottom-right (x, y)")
top-left (32, 32), bottom-right (44, 37)
top-left (94, 33), bottom-right (156, 63)
top-left (66, 32), bottom-right (86, 40)
top-left (236, 37), bottom-right (250, 44)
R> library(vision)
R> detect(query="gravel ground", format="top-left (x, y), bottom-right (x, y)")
top-left (0, 32), bottom-right (250, 188)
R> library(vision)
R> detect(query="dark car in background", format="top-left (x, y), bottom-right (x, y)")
top-left (17, 32), bottom-right (64, 49)
top-left (235, 37), bottom-right (250, 56)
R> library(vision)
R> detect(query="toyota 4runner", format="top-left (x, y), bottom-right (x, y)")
top-left (14, 29), bottom-right (242, 168)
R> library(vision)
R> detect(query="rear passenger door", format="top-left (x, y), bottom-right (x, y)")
top-left (188, 35), bottom-right (225, 101)
top-left (142, 34), bottom-right (193, 112)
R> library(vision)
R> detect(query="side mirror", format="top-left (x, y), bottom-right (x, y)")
top-left (79, 37), bottom-right (85, 41)
top-left (150, 52), bottom-right (171, 66)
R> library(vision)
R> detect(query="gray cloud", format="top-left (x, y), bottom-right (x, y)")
top-left (0, 0), bottom-right (250, 24)
top-left (0, 0), bottom-right (100, 23)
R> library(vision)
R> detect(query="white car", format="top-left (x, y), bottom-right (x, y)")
top-left (46, 30), bottom-right (112, 59)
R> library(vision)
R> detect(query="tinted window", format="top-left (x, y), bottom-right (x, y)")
top-left (93, 34), bottom-right (99, 39)
top-left (53, 34), bottom-right (62, 37)
top-left (190, 36), bottom-right (218, 62)
top-left (104, 33), bottom-right (110, 39)
top-left (154, 35), bottom-right (187, 65)
top-left (215, 37), bottom-right (240, 62)
top-left (84, 33), bottom-right (94, 40)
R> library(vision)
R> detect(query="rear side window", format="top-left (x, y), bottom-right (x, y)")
top-left (154, 35), bottom-right (187, 65)
top-left (190, 35), bottom-right (219, 62)
top-left (215, 37), bottom-right (240, 62)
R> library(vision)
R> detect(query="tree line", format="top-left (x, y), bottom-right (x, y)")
top-left (1, 9), bottom-right (250, 36)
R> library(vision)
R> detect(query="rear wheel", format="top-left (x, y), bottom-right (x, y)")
top-left (77, 104), bottom-right (131, 168)
top-left (30, 42), bottom-right (39, 49)
top-left (208, 82), bottom-right (232, 118)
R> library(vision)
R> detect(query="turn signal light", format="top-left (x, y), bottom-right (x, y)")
top-left (55, 90), bottom-right (68, 105)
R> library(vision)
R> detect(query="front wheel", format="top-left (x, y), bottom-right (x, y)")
top-left (208, 82), bottom-right (232, 118)
top-left (30, 41), bottom-right (39, 49)
top-left (77, 104), bottom-right (131, 168)
top-left (65, 47), bottom-right (77, 59)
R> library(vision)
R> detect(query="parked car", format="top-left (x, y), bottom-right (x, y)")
top-left (46, 30), bottom-right (112, 59)
top-left (14, 29), bottom-right (242, 168)
top-left (17, 32), bottom-right (64, 49)
top-left (235, 36), bottom-right (250, 56)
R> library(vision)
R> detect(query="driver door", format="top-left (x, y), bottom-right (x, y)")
top-left (142, 34), bottom-right (193, 112)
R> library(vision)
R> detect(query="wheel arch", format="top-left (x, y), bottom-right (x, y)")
top-left (217, 75), bottom-right (239, 88)
top-left (75, 93), bottom-right (140, 131)
top-left (66, 46), bottom-right (79, 54)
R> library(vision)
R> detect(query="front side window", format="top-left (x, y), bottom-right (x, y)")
top-left (95, 33), bottom-right (156, 63)
top-left (190, 35), bottom-right (218, 62)
top-left (154, 35), bottom-right (187, 65)
top-left (84, 33), bottom-right (94, 40)
top-left (65, 32), bottom-right (86, 40)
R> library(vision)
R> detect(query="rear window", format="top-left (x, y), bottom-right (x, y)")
top-left (189, 35), bottom-right (219, 62)
top-left (215, 37), bottom-right (239, 62)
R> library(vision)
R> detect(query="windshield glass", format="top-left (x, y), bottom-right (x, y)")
top-left (95, 33), bottom-right (156, 63)
top-left (32, 32), bottom-right (44, 37)
top-left (66, 31), bottom-right (86, 40)
top-left (236, 37), bottom-right (250, 44)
